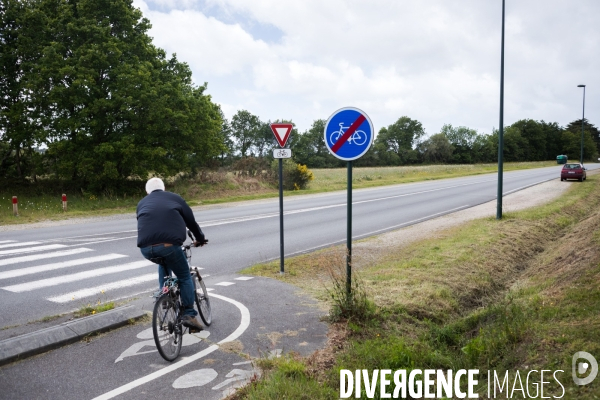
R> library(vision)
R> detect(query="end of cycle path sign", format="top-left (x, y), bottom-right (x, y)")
top-left (270, 123), bottom-right (293, 148)
top-left (324, 107), bottom-right (374, 161)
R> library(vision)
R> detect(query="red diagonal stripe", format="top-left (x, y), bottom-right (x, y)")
top-left (331, 114), bottom-right (366, 153)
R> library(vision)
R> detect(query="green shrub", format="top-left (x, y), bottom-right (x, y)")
top-left (272, 159), bottom-right (314, 190)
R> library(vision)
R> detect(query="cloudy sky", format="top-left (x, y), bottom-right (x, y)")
top-left (132, 0), bottom-right (599, 137)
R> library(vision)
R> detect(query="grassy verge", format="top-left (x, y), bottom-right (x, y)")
top-left (74, 301), bottom-right (115, 318)
top-left (0, 162), bottom-right (556, 225)
top-left (235, 175), bottom-right (600, 399)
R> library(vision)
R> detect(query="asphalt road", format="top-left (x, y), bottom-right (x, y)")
top-left (0, 164), bottom-right (597, 329)
top-left (0, 164), bottom-right (597, 399)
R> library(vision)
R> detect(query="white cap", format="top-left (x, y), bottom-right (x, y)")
top-left (145, 177), bottom-right (165, 194)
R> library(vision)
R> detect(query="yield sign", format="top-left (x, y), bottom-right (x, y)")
top-left (270, 123), bottom-right (293, 148)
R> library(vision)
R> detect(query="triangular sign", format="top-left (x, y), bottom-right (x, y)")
top-left (270, 123), bottom-right (293, 148)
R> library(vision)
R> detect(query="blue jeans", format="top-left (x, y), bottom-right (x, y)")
top-left (140, 244), bottom-right (197, 317)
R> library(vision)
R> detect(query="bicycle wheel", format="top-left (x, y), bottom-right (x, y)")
top-left (330, 130), bottom-right (343, 145)
top-left (152, 294), bottom-right (182, 361)
top-left (352, 130), bottom-right (367, 145)
top-left (193, 273), bottom-right (212, 326)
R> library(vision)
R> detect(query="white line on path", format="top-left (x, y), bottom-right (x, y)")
top-left (0, 244), bottom-right (67, 256)
top-left (0, 253), bottom-right (128, 280)
top-left (0, 241), bottom-right (41, 249)
top-left (91, 293), bottom-right (250, 400)
top-left (215, 282), bottom-right (235, 286)
top-left (2, 260), bottom-right (153, 292)
top-left (47, 273), bottom-right (157, 303)
top-left (0, 248), bottom-right (93, 267)
top-left (0, 241), bottom-right (16, 244)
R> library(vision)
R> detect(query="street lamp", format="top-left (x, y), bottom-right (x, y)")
top-left (577, 84), bottom-right (586, 164)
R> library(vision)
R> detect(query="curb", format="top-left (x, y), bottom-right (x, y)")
top-left (0, 305), bottom-right (148, 366)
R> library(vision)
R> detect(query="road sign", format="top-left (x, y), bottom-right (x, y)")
top-left (324, 107), bottom-right (374, 161)
top-left (270, 123), bottom-right (293, 148)
top-left (273, 149), bottom-right (292, 159)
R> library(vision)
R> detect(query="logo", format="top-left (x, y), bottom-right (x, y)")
top-left (572, 351), bottom-right (598, 386)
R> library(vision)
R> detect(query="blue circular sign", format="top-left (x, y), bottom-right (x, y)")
top-left (324, 107), bottom-right (374, 161)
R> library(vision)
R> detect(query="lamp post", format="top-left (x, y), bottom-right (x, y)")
top-left (497, 0), bottom-right (505, 220)
top-left (577, 84), bottom-right (586, 164)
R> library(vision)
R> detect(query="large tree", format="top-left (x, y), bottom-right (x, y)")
top-left (230, 110), bottom-right (261, 157)
top-left (374, 116), bottom-right (425, 165)
top-left (8, 0), bottom-right (223, 191)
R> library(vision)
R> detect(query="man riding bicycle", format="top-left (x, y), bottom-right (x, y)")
top-left (137, 177), bottom-right (206, 331)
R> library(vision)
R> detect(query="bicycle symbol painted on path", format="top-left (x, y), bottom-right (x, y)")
top-left (330, 122), bottom-right (367, 146)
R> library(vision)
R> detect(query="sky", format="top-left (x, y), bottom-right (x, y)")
top-left (132, 0), bottom-right (599, 137)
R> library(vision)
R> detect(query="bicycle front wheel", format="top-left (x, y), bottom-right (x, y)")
top-left (152, 294), bottom-right (182, 361)
top-left (352, 130), bottom-right (367, 145)
top-left (193, 273), bottom-right (212, 326)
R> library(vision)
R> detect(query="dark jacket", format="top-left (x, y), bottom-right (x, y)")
top-left (136, 190), bottom-right (204, 248)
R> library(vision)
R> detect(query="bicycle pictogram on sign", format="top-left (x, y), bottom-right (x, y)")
top-left (324, 107), bottom-right (374, 161)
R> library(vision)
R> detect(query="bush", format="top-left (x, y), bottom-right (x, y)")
top-left (271, 159), bottom-right (314, 190)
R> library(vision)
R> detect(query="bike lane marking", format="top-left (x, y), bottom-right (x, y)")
top-left (330, 114), bottom-right (366, 153)
top-left (91, 292), bottom-right (251, 400)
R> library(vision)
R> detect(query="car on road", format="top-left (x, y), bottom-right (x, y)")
top-left (561, 163), bottom-right (586, 182)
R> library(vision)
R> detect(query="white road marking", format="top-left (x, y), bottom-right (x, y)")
top-left (0, 248), bottom-right (93, 267)
top-left (173, 369), bottom-right (218, 389)
top-left (2, 260), bottom-right (153, 292)
top-left (0, 241), bottom-right (16, 244)
top-left (0, 241), bottom-right (41, 249)
top-left (0, 254), bottom-right (128, 280)
top-left (215, 282), bottom-right (235, 286)
top-left (92, 293), bottom-right (250, 400)
top-left (234, 277), bottom-right (254, 281)
top-left (47, 273), bottom-right (157, 303)
top-left (0, 244), bottom-right (67, 256)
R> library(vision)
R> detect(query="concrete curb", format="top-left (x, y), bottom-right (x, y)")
top-left (0, 305), bottom-right (148, 366)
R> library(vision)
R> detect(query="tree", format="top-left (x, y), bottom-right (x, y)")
top-left (230, 110), bottom-right (261, 157)
top-left (440, 124), bottom-right (477, 163)
top-left (0, 0), bottom-right (45, 182)
top-left (418, 133), bottom-right (454, 163)
top-left (291, 119), bottom-right (343, 168)
top-left (374, 116), bottom-right (425, 165)
top-left (17, 0), bottom-right (223, 192)
top-left (565, 119), bottom-right (600, 161)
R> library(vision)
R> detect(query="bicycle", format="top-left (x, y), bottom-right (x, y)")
top-left (152, 232), bottom-right (212, 361)
top-left (330, 122), bottom-right (367, 146)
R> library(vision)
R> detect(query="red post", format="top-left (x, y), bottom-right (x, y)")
top-left (12, 196), bottom-right (18, 216)
top-left (62, 194), bottom-right (67, 212)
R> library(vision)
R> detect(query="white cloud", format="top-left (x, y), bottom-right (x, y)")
top-left (133, 0), bottom-right (600, 136)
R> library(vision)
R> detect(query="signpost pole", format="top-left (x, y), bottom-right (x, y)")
top-left (279, 158), bottom-right (284, 274)
top-left (270, 123), bottom-right (293, 275)
top-left (346, 161), bottom-right (352, 298)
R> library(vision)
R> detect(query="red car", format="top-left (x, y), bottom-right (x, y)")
top-left (561, 163), bottom-right (587, 182)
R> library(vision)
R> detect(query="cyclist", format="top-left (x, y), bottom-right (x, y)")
top-left (137, 177), bottom-right (206, 331)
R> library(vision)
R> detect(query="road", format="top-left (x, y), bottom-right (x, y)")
top-left (0, 164), bottom-right (597, 399)
top-left (0, 164), bottom-right (596, 329)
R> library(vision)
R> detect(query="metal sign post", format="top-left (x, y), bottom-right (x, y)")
top-left (270, 123), bottom-right (294, 274)
top-left (324, 107), bottom-right (374, 298)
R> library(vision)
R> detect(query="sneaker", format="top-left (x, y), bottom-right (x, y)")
top-left (181, 315), bottom-right (203, 332)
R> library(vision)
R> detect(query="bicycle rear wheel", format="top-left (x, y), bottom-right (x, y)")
top-left (193, 273), bottom-right (212, 326)
top-left (152, 294), bottom-right (182, 361)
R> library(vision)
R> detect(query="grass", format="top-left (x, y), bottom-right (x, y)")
top-left (0, 161), bottom-right (556, 225)
top-left (234, 175), bottom-right (600, 399)
top-left (74, 301), bottom-right (115, 318)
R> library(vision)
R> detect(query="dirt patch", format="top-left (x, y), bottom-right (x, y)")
top-left (220, 340), bottom-right (244, 354)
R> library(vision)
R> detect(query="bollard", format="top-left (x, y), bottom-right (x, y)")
top-left (62, 194), bottom-right (67, 212)
top-left (12, 196), bottom-right (18, 216)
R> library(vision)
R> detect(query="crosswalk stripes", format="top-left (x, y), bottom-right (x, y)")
top-left (2, 260), bottom-right (154, 292)
top-left (0, 240), bottom-right (255, 306)
top-left (47, 273), bottom-right (158, 303)
top-left (0, 248), bottom-right (93, 267)
top-left (0, 244), bottom-right (68, 256)
top-left (0, 254), bottom-right (127, 280)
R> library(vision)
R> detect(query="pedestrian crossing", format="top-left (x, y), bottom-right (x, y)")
top-left (0, 240), bottom-right (253, 307)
